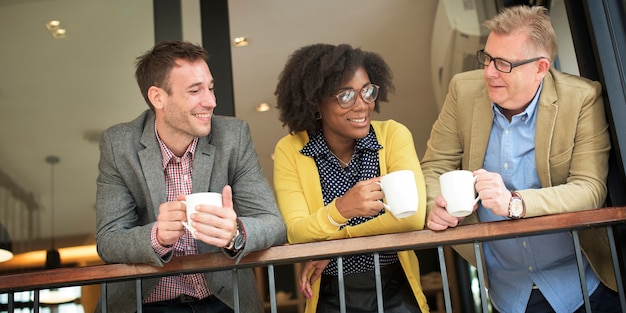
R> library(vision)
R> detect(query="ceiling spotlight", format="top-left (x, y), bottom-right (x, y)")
top-left (256, 103), bottom-right (270, 112)
top-left (45, 20), bottom-right (67, 39)
top-left (52, 28), bottom-right (67, 39)
top-left (233, 37), bottom-right (249, 47)
top-left (46, 20), bottom-right (61, 31)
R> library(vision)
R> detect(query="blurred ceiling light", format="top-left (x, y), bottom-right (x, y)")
top-left (39, 287), bottom-right (80, 305)
top-left (233, 36), bottom-right (249, 47)
top-left (256, 102), bottom-right (270, 112)
top-left (52, 28), bottom-right (67, 39)
top-left (45, 20), bottom-right (61, 31)
top-left (45, 20), bottom-right (67, 39)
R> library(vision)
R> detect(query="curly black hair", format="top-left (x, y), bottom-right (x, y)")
top-left (275, 44), bottom-right (394, 134)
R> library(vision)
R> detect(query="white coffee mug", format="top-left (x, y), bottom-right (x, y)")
top-left (378, 170), bottom-right (418, 218)
top-left (440, 170), bottom-right (480, 217)
top-left (181, 192), bottom-right (222, 238)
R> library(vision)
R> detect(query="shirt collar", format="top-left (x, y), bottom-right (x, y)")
top-left (491, 81), bottom-right (543, 123)
top-left (300, 127), bottom-right (382, 157)
top-left (154, 124), bottom-right (198, 169)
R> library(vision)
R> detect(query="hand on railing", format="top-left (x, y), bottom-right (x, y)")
top-left (426, 195), bottom-right (467, 231)
top-left (299, 259), bottom-right (330, 299)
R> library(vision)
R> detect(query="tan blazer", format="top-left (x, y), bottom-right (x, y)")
top-left (421, 69), bottom-right (616, 290)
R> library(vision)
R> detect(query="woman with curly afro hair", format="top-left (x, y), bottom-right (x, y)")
top-left (273, 43), bottom-right (429, 313)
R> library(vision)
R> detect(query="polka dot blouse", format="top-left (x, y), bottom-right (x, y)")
top-left (300, 127), bottom-right (400, 276)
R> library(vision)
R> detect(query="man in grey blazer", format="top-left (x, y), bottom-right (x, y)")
top-left (95, 40), bottom-right (286, 312)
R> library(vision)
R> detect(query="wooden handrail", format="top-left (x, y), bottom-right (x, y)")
top-left (1, 206), bottom-right (625, 292)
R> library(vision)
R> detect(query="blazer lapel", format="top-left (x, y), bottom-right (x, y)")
top-left (468, 90), bottom-right (494, 170)
top-left (535, 71), bottom-right (558, 187)
top-left (138, 112), bottom-right (167, 218)
top-left (193, 135), bottom-right (216, 193)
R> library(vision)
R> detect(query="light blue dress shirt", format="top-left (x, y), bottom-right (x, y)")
top-left (479, 83), bottom-right (600, 313)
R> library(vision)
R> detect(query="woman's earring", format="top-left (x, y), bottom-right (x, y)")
top-left (314, 112), bottom-right (322, 120)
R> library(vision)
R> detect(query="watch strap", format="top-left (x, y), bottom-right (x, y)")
top-left (224, 218), bottom-right (246, 255)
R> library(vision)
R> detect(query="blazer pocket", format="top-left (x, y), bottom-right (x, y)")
top-left (549, 143), bottom-right (574, 183)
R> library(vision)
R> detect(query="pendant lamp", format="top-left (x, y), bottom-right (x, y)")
top-left (40, 155), bottom-right (79, 305)
top-left (45, 155), bottom-right (61, 269)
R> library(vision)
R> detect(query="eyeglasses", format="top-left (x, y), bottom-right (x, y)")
top-left (476, 49), bottom-right (546, 73)
top-left (333, 83), bottom-right (380, 109)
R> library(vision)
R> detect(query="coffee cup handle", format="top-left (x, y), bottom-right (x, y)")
top-left (375, 181), bottom-right (383, 190)
top-left (377, 200), bottom-right (391, 210)
top-left (472, 176), bottom-right (480, 205)
top-left (374, 182), bottom-right (391, 210)
top-left (180, 201), bottom-right (195, 236)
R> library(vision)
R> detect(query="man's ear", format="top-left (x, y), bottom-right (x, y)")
top-left (148, 86), bottom-right (165, 109)
top-left (536, 58), bottom-right (551, 79)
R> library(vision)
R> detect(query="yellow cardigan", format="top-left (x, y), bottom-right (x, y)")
top-left (273, 120), bottom-right (430, 313)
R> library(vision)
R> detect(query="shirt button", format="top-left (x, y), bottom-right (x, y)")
top-left (504, 163), bottom-right (509, 169)
top-left (504, 130), bottom-right (509, 135)
top-left (528, 266), bottom-right (534, 272)
top-left (522, 241), bottom-right (527, 248)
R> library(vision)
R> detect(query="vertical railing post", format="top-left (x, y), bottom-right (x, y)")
top-left (337, 256), bottom-right (346, 313)
top-left (268, 265), bottom-right (277, 313)
top-left (100, 282), bottom-right (107, 313)
top-left (232, 268), bottom-right (240, 313)
top-left (473, 241), bottom-right (489, 313)
top-left (7, 292), bottom-right (14, 312)
top-left (606, 226), bottom-right (626, 312)
top-left (437, 245), bottom-right (453, 313)
top-left (373, 252), bottom-right (384, 313)
top-left (135, 278), bottom-right (142, 313)
top-left (572, 230), bottom-right (591, 312)
top-left (33, 290), bottom-right (40, 313)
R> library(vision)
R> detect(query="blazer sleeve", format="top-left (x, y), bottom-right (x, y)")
top-left (95, 126), bottom-right (164, 265)
top-left (222, 120), bottom-right (287, 255)
top-left (521, 75), bottom-right (610, 217)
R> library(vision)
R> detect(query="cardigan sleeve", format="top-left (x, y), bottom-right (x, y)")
top-left (273, 120), bottom-right (427, 244)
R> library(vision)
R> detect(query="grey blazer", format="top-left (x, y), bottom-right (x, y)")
top-left (94, 109), bottom-right (286, 313)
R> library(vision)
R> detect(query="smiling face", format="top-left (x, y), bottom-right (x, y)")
top-left (318, 66), bottom-right (374, 149)
top-left (483, 31), bottom-right (550, 117)
top-left (149, 58), bottom-right (217, 155)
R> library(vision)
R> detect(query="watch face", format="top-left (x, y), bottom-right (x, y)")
top-left (234, 233), bottom-right (245, 250)
top-left (510, 198), bottom-right (523, 217)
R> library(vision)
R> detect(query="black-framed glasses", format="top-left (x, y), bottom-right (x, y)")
top-left (333, 83), bottom-right (380, 109)
top-left (476, 49), bottom-right (546, 73)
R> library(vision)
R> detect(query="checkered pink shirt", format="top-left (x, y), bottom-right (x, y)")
top-left (144, 130), bottom-right (211, 303)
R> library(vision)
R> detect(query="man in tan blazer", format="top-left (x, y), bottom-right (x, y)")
top-left (422, 6), bottom-right (620, 313)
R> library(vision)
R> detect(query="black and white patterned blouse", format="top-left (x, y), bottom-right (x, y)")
top-left (300, 127), bottom-right (400, 276)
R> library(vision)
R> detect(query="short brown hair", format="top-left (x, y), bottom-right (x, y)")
top-left (134, 40), bottom-right (209, 109)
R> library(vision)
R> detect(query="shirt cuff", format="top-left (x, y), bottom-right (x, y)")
top-left (151, 223), bottom-right (173, 257)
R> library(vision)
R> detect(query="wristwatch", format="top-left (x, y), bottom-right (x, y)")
top-left (224, 220), bottom-right (245, 252)
top-left (508, 191), bottom-right (525, 219)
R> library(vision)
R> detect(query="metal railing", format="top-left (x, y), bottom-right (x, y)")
top-left (1, 206), bottom-right (625, 313)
